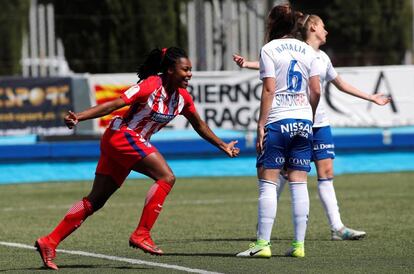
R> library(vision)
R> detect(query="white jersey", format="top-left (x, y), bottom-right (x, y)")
top-left (313, 49), bottom-right (338, 127)
top-left (260, 38), bottom-right (321, 125)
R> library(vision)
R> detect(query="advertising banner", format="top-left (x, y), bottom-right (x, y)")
top-left (88, 65), bottom-right (414, 132)
top-left (322, 65), bottom-right (414, 127)
top-left (0, 77), bottom-right (73, 136)
top-left (88, 72), bottom-right (262, 131)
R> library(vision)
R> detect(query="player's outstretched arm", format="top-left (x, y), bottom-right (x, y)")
top-left (184, 111), bottom-right (240, 157)
top-left (232, 54), bottom-right (260, 70)
top-left (331, 76), bottom-right (391, 105)
top-left (64, 97), bottom-right (127, 129)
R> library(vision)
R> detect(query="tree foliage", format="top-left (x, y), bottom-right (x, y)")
top-left (291, 0), bottom-right (412, 66)
top-left (49, 0), bottom-right (187, 73)
top-left (0, 0), bottom-right (29, 75)
top-left (0, 0), bottom-right (412, 75)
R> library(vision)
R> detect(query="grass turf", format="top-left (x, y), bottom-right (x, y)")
top-left (0, 172), bottom-right (413, 273)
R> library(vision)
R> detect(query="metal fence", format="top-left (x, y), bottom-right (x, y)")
top-left (186, 0), bottom-right (273, 71)
top-left (21, 0), bottom-right (71, 77)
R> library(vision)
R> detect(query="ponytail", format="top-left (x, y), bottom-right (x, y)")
top-left (137, 47), bottom-right (188, 81)
top-left (265, 4), bottom-right (296, 42)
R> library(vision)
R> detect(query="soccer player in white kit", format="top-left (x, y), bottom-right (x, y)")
top-left (237, 4), bottom-right (321, 258)
top-left (233, 13), bottom-right (390, 245)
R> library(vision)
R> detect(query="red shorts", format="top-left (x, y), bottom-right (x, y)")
top-left (96, 126), bottom-right (158, 186)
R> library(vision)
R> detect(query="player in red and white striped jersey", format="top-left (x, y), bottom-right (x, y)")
top-left (119, 74), bottom-right (196, 140)
top-left (35, 47), bottom-right (240, 270)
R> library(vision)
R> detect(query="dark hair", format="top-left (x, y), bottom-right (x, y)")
top-left (265, 4), bottom-right (296, 42)
top-left (294, 13), bottom-right (321, 41)
top-left (137, 47), bottom-right (188, 80)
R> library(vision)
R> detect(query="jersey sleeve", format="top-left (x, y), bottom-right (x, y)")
top-left (325, 58), bottom-right (338, 82)
top-left (179, 89), bottom-right (197, 117)
top-left (120, 76), bottom-right (160, 104)
top-left (259, 47), bottom-right (276, 80)
top-left (309, 55), bottom-right (322, 78)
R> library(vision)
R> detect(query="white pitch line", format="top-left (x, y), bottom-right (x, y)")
top-left (0, 241), bottom-right (223, 274)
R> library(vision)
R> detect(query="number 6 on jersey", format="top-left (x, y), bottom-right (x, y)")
top-left (287, 60), bottom-right (303, 92)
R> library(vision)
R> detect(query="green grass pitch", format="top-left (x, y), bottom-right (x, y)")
top-left (0, 172), bottom-right (413, 273)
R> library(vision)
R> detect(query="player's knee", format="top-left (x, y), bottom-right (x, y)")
top-left (161, 173), bottom-right (176, 185)
top-left (86, 195), bottom-right (108, 212)
top-left (82, 197), bottom-right (94, 217)
top-left (317, 163), bottom-right (334, 178)
top-left (90, 200), bottom-right (105, 212)
top-left (321, 167), bottom-right (333, 178)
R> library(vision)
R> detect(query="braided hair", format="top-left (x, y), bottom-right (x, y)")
top-left (137, 47), bottom-right (188, 81)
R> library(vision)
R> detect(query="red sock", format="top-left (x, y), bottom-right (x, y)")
top-left (134, 180), bottom-right (173, 235)
top-left (47, 197), bottom-right (94, 247)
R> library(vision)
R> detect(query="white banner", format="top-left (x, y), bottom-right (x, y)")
top-left (323, 65), bottom-right (414, 127)
top-left (88, 65), bottom-right (414, 131)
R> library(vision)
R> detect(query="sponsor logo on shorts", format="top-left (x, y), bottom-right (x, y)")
top-left (313, 143), bottom-right (335, 150)
top-left (289, 157), bottom-right (311, 166)
top-left (274, 157), bottom-right (285, 165)
top-left (280, 122), bottom-right (312, 138)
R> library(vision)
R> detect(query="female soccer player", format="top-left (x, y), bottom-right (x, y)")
top-left (236, 4), bottom-right (321, 258)
top-left (233, 13), bottom-right (390, 245)
top-left (34, 47), bottom-right (240, 270)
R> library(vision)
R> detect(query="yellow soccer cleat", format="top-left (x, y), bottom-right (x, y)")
top-left (285, 241), bottom-right (305, 258)
top-left (236, 240), bottom-right (271, 258)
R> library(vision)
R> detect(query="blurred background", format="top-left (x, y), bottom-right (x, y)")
top-left (0, 0), bottom-right (414, 183)
top-left (0, 0), bottom-right (412, 75)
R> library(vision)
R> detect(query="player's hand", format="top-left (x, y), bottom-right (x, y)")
top-left (64, 110), bottom-right (79, 129)
top-left (232, 54), bottom-right (246, 68)
top-left (371, 93), bottom-right (391, 105)
top-left (256, 126), bottom-right (265, 154)
top-left (223, 140), bottom-right (240, 157)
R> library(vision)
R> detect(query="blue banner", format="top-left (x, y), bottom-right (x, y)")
top-left (0, 77), bottom-right (73, 136)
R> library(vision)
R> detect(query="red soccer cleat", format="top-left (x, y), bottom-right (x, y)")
top-left (34, 237), bottom-right (58, 270)
top-left (129, 232), bottom-right (164, 255)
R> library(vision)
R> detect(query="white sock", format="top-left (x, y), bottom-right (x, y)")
top-left (276, 174), bottom-right (287, 201)
top-left (257, 179), bottom-right (277, 242)
top-left (289, 182), bottom-right (309, 242)
top-left (317, 178), bottom-right (344, 231)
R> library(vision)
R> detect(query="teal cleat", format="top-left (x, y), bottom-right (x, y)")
top-left (331, 227), bottom-right (366, 241)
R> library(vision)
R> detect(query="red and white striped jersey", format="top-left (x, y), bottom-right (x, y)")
top-left (118, 75), bottom-right (196, 140)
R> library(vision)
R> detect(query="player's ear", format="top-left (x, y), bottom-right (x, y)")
top-left (310, 22), bottom-right (317, 32)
